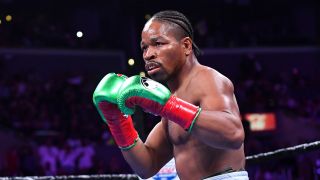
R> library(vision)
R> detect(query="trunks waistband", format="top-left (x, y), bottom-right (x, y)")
top-left (203, 168), bottom-right (248, 180)
top-left (203, 170), bottom-right (248, 180)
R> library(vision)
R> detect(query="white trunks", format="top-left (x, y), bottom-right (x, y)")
top-left (203, 171), bottom-right (249, 180)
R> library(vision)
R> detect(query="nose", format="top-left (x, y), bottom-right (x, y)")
top-left (143, 46), bottom-right (156, 61)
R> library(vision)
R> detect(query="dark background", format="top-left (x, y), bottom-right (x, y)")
top-left (0, 0), bottom-right (319, 179)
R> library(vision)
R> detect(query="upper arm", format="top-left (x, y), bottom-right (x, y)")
top-left (184, 69), bottom-right (244, 149)
top-left (144, 119), bottom-right (173, 170)
top-left (195, 69), bottom-right (240, 117)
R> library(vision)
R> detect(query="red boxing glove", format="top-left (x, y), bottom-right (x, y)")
top-left (98, 102), bottom-right (138, 150)
top-left (93, 73), bottom-right (138, 150)
top-left (160, 96), bottom-right (201, 130)
top-left (127, 95), bottom-right (201, 132)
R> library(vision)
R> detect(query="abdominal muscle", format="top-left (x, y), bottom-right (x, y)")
top-left (165, 120), bottom-right (245, 180)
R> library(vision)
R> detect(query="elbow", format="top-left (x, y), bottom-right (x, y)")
top-left (227, 116), bottom-right (245, 149)
top-left (228, 129), bottom-right (245, 150)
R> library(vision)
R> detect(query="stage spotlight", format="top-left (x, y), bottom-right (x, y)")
top-left (76, 31), bottom-right (83, 38)
top-left (5, 15), bottom-right (12, 22)
top-left (128, 58), bottom-right (135, 66)
top-left (140, 71), bottom-right (146, 77)
top-left (145, 14), bottom-right (151, 20)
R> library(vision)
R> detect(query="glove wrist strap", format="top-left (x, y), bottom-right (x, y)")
top-left (98, 102), bottom-right (138, 150)
top-left (161, 96), bottom-right (201, 132)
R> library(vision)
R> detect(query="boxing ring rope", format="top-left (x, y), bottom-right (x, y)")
top-left (245, 140), bottom-right (320, 164)
top-left (2, 140), bottom-right (320, 179)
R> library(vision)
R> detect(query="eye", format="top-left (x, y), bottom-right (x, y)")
top-left (141, 45), bottom-right (148, 51)
top-left (155, 42), bottom-right (164, 46)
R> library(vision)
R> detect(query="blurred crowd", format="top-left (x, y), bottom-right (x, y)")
top-left (0, 1), bottom-right (317, 51)
top-left (0, 66), bottom-right (133, 175)
top-left (235, 56), bottom-right (320, 118)
top-left (235, 57), bottom-right (320, 179)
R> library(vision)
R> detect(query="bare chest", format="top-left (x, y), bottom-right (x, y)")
top-left (167, 120), bottom-right (190, 145)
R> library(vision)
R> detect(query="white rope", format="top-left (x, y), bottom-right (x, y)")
top-left (246, 140), bottom-right (320, 163)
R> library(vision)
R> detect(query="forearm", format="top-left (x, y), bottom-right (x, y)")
top-left (122, 140), bottom-right (164, 178)
top-left (191, 110), bottom-right (244, 149)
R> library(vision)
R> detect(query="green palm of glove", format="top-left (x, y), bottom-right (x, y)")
top-left (117, 75), bottom-right (171, 115)
top-left (93, 73), bottom-right (127, 122)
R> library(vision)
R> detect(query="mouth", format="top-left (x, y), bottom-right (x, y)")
top-left (145, 62), bottom-right (161, 74)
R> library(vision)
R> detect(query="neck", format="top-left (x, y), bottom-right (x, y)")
top-left (167, 54), bottom-right (198, 92)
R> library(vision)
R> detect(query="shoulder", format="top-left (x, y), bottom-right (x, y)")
top-left (188, 66), bottom-right (238, 111)
top-left (190, 65), bottom-right (234, 94)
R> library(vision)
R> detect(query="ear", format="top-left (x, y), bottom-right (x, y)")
top-left (180, 37), bottom-right (193, 56)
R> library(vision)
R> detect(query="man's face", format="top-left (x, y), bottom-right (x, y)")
top-left (140, 19), bottom-right (186, 83)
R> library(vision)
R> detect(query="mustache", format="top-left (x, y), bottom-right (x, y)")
top-left (145, 61), bottom-right (162, 71)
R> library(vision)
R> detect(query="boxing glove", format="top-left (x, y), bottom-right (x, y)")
top-left (93, 73), bottom-right (138, 150)
top-left (117, 75), bottom-right (201, 132)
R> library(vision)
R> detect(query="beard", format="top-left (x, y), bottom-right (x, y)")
top-left (148, 70), bottom-right (169, 84)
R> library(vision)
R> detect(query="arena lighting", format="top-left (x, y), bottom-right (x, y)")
top-left (145, 14), bottom-right (151, 20)
top-left (5, 15), bottom-right (12, 22)
top-left (0, 19), bottom-right (2, 25)
top-left (140, 71), bottom-right (146, 77)
top-left (76, 31), bottom-right (83, 38)
top-left (128, 58), bottom-right (135, 66)
top-left (244, 112), bottom-right (276, 132)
